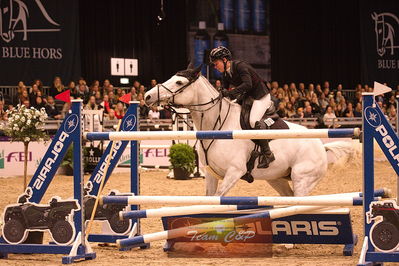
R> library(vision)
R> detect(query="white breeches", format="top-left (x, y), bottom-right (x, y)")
top-left (249, 94), bottom-right (272, 128)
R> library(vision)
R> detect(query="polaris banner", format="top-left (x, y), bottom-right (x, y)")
top-left (360, 0), bottom-right (399, 86)
top-left (0, 0), bottom-right (80, 85)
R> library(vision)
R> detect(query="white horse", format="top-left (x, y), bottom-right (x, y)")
top-left (144, 65), bottom-right (354, 197)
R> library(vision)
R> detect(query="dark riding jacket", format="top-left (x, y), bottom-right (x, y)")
top-left (222, 60), bottom-right (269, 101)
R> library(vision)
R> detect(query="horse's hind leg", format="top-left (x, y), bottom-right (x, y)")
top-left (290, 162), bottom-right (327, 196)
top-left (267, 178), bottom-right (294, 196)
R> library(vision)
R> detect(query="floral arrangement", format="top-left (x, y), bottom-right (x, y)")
top-left (0, 104), bottom-right (49, 189)
top-left (2, 104), bottom-right (49, 143)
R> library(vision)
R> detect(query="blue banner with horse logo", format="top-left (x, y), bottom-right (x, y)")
top-left (0, 0), bottom-right (80, 85)
top-left (360, 0), bottom-right (399, 86)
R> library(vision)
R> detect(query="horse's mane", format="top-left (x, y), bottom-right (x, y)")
top-left (197, 75), bottom-right (240, 108)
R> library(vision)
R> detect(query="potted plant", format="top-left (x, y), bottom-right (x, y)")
top-left (168, 143), bottom-right (196, 180)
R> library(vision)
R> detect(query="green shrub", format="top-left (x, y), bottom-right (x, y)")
top-left (168, 143), bottom-right (196, 173)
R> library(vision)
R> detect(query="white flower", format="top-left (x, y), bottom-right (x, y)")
top-left (15, 115), bottom-right (20, 120)
top-left (24, 137), bottom-right (30, 142)
top-left (20, 116), bottom-right (25, 122)
top-left (27, 119), bottom-right (31, 125)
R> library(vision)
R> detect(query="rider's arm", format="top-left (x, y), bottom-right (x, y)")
top-left (226, 63), bottom-right (252, 98)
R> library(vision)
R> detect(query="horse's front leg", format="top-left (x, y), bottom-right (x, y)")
top-left (215, 166), bottom-right (246, 196)
top-left (205, 172), bottom-right (218, 196)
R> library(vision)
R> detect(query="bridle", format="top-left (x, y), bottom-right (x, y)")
top-left (154, 72), bottom-right (222, 113)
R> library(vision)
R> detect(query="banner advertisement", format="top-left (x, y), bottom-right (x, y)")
top-left (360, 0), bottom-right (399, 86)
top-left (0, 0), bottom-right (80, 85)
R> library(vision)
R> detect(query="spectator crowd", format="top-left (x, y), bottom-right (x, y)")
top-left (0, 77), bottom-right (398, 129)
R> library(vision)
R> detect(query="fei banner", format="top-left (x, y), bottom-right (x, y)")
top-left (0, 0), bottom-right (80, 85)
top-left (360, 0), bottom-right (399, 87)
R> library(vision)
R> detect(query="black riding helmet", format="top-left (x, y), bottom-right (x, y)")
top-left (209, 46), bottom-right (232, 63)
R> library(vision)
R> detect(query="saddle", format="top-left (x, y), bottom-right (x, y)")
top-left (239, 97), bottom-right (289, 183)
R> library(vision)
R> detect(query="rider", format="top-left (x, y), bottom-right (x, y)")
top-left (209, 46), bottom-right (275, 168)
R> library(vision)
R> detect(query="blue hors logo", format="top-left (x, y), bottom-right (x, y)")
top-left (64, 114), bottom-right (78, 134)
top-left (364, 106), bottom-right (382, 128)
top-left (122, 115), bottom-right (136, 131)
top-left (0, 0), bottom-right (60, 43)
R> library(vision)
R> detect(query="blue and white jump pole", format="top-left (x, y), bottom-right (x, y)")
top-left (102, 195), bottom-right (376, 207)
top-left (85, 128), bottom-right (360, 141)
top-left (116, 205), bottom-right (324, 249)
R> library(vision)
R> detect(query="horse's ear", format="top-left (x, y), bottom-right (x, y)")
top-left (187, 62), bottom-right (195, 70)
top-left (193, 64), bottom-right (202, 75)
top-left (371, 12), bottom-right (377, 20)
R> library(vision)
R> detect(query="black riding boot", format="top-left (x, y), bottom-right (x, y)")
top-left (254, 120), bottom-right (275, 168)
top-left (257, 139), bottom-right (275, 168)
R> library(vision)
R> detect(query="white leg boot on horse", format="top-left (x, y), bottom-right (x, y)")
top-left (250, 94), bottom-right (276, 168)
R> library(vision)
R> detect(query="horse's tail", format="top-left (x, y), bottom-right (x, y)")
top-left (323, 140), bottom-right (361, 166)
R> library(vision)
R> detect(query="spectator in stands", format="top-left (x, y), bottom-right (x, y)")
top-left (116, 88), bottom-right (123, 98)
top-left (354, 103), bottom-right (362, 117)
top-left (160, 106), bottom-right (172, 119)
top-left (139, 85), bottom-right (146, 95)
top-left (114, 102), bottom-right (125, 119)
top-left (19, 89), bottom-right (29, 105)
top-left (29, 83), bottom-right (42, 104)
top-left (387, 95), bottom-right (396, 109)
top-left (150, 79), bottom-right (157, 88)
top-left (84, 96), bottom-right (101, 110)
top-left (303, 105), bottom-right (314, 118)
top-left (102, 79), bottom-right (112, 94)
top-left (94, 91), bottom-right (102, 105)
top-left (76, 77), bottom-right (89, 92)
top-left (298, 83), bottom-right (306, 100)
top-left (45, 96), bottom-right (61, 119)
top-left (133, 80), bottom-right (141, 91)
top-left (139, 99), bottom-right (149, 118)
top-left (306, 83), bottom-right (315, 100)
top-left (292, 107), bottom-right (304, 118)
top-left (388, 106), bottom-right (396, 120)
top-left (33, 96), bottom-right (46, 110)
top-left (33, 79), bottom-right (43, 91)
top-left (286, 102), bottom-right (296, 117)
top-left (130, 87), bottom-right (137, 101)
top-left (66, 81), bottom-right (76, 94)
top-left (103, 109), bottom-right (118, 131)
top-left (323, 106), bottom-right (336, 128)
top-left (310, 95), bottom-right (321, 114)
top-left (276, 102), bottom-right (288, 118)
top-left (335, 103), bottom-right (344, 117)
top-left (108, 91), bottom-right (118, 108)
top-left (148, 106), bottom-right (160, 120)
top-left (49, 76), bottom-right (65, 98)
top-left (343, 102), bottom-right (355, 118)
top-left (100, 94), bottom-right (111, 114)
top-left (315, 84), bottom-right (323, 97)
top-left (74, 84), bottom-right (89, 103)
top-left (214, 79), bottom-right (222, 90)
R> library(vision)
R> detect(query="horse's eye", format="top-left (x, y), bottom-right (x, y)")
top-left (176, 81), bottom-right (183, 86)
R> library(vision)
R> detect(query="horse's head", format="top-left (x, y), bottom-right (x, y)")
top-left (372, 12), bottom-right (386, 56)
top-left (372, 12), bottom-right (399, 57)
top-left (144, 63), bottom-right (202, 107)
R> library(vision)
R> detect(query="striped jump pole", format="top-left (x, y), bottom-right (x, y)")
top-left (120, 204), bottom-right (273, 220)
top-left (118, 188), bottom-right (390, 220)
top-left (116, 205), bottom-right (324, 249)
top-left (84, 128), bottom-right (360, 141)
top-left (102, 195), bottom-right (380, 207)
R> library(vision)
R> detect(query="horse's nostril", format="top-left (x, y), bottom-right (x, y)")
top-left (145, 95), bottom-right (151, 101)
